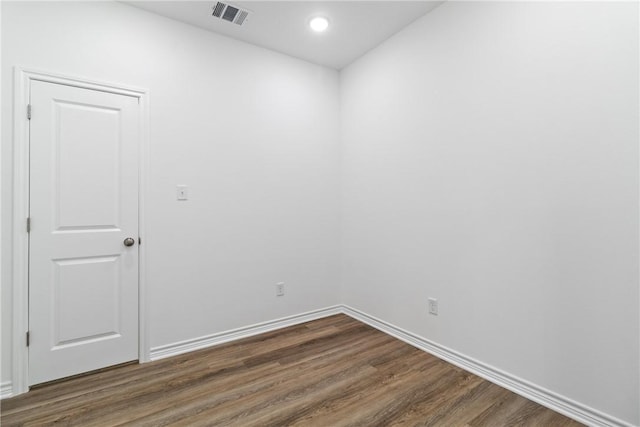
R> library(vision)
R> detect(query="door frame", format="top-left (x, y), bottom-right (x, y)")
top-left (12, 67), bottom-right (150, 395)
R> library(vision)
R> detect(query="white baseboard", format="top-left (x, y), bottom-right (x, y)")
top-left (1, 381), bottom-right (13, 399)
top-left (149, 305), bottom-right (342, 361)
top-left (341, 305), bottom-right (634, 427)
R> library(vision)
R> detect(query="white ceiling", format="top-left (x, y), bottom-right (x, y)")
top-left (125, 1), bottom-right (443, 69)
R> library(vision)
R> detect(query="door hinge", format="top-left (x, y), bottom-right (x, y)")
top-left (27, 104), bottom-right (32, 120)
top-left (26, 217), bottom-right (31, 233)
top-left (26, 331), bottom-right (30, 347)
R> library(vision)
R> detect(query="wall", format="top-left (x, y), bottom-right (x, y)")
top-left (340, 1), bottom-right (639, 425)
top-left (1, 1), bottom-right (341, 386)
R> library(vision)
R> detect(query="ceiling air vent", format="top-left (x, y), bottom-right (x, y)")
top-left (212, 2), bottom-right (251, 26)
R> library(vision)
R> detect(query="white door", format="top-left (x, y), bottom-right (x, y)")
top-left (28, 80), bottom-right (140, 385)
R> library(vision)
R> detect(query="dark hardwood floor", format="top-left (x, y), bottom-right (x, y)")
top-left (1, 314), bottom-right (582, 426)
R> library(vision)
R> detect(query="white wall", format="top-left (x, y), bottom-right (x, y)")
top-left (1, 1), bottom-right (341, 385)
top-left (340, 1), bottom-right (639, 425)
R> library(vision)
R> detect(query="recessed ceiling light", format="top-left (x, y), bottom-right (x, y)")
top-left (309, 16), bottom-right (329, 32)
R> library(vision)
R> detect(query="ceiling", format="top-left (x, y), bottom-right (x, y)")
top-left (125, 1), bottom-right (443, 69)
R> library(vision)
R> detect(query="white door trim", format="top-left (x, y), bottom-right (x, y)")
top-left (11, 67), bottom-right (150, 395)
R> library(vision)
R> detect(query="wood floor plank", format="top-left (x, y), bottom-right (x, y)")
top-left (173, 334), bottom-right (396, 426)
top-left (117, 331), bottom-right (393, 427)
top-left (0, 314), bottom-right (584, 427)
top-left (239, 343), bottom-right (427, 426)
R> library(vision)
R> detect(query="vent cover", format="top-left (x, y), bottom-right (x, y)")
top-left (212, 2), bottom-right (251, 26)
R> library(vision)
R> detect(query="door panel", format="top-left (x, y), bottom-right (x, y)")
top-left (29, 80), bottom-right (140, 386)
top-left (54, 101), bottom-right (121, 230)
top-left (53, 255), bottom-right (121, 347)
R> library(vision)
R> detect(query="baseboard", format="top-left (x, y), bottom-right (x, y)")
top-left (1, 381), bottom-right (13, 399)
top-left (341, 305), bottom-right (634, 427)
top-left (149, 305), bottom-right (343, 361)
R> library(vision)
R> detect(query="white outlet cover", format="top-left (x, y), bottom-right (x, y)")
top-left (177, 185), bottom-right (188, 201)
top-left (428, 298), bottom-right (438, 315)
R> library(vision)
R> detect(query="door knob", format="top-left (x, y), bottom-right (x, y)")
top-left (123, 237), bottom-right (135, 247)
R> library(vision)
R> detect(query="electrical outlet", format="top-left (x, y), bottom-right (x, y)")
top-left (276, 282), bottom-right (285, 297)
top-left (428, 298), bottom-right (438, 315)
top-left (176, 185), bottom-right (188, 201)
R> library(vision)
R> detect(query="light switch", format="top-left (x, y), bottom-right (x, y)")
top-left (177, 185), bottom-right (188, 201)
